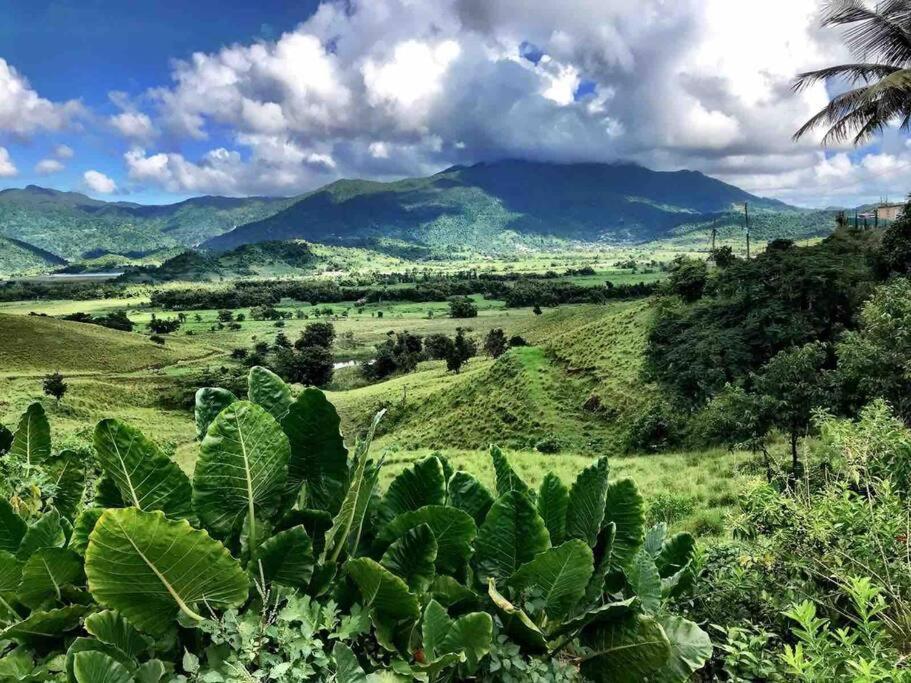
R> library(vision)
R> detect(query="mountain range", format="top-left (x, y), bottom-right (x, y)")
top-left (0, 160), bottom-right (836, 275)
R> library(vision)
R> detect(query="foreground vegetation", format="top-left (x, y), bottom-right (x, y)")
top-left (0, 368), bottom-right (711, 681)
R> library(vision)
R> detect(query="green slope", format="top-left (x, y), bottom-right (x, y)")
top-left (329, 300), bottom-right (658, 454)
top-left (0, 186), bottom-right (293, 260)
top-left (0, 236), bottom-right (67, 276)
top-left (0, 313), bottom-right (212, 374)
top-left (205, 159), bottom-right (811, 251)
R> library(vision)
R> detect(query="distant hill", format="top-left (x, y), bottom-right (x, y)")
top-left (0, 186), bottom-right (294, 260)
top-left (119, 241), bottom-right (320, 283)
top-left (0, 236), bottom-right (67, 276)
top-left (204, 160), bottom-right (810, 251)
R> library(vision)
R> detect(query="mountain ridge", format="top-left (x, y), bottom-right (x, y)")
top-left (203, 159), bottom-right (804, 251)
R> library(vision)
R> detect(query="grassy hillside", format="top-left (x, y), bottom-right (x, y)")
top-left (0, 186), bottom-right (293, 260)
top-left (0, 313), bottom-right (212, 374)
top-left (0, 236), bottom-right (67, 276)
top-left (204, 159), bottom-right (806, 251)
top-left (327, 300), bottom-right (657, 454)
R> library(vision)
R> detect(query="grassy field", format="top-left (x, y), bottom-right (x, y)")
top-left (0, 249), bottom-right (759, 547)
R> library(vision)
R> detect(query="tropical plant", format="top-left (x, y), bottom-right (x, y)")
top-left (0, 368), bottom-right (710, 680)
top-left (793, 0), bottom-right (911, 145)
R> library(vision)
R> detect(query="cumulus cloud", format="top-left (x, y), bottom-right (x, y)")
top-left (0, 147), bottom-right (17, 177)
top-left (35, 159), bottom-right (64, 175)
top-left (110, 0), bottom-right (899, 205)
top-left (109, 111), bottom-right (156, 142)
top-left (83, 170), bottom-right (117, 194)
top-left (0, 59), bottom-right (83, 136)
top-left (54, 144), bottom-right (74, 159)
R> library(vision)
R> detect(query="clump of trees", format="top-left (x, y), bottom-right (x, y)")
top-left (147, 314), bottom-right (181, 335)
top-left (448, 296), bottom-right (478, 318)
top-left (62, 310), bottom-right (134, 332)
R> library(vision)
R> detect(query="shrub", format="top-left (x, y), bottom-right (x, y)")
top-left (448, 295), bottom-right (478, 318)
top-left (0, 390), bottom-right (710, 681)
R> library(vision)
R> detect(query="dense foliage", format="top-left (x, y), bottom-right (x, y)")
top-left (0, 371), bottom-right (710, 681)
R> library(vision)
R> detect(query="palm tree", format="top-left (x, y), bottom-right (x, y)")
top-left (793, 0), bottom-right (911, 145)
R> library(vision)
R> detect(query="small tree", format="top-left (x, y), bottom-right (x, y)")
top-left (532, 304), bottom-right (543, 316)
top-left (446, 328), bottom-right (477, 373)
top-left (42, 372), bottom-right (67, 405)
top-left (483, 328), bottom-right (508, 358)
top-left (217, 309), bottom-right (234, 323)
top-left (754, 341), bottom-right (831, 476)
top-left (448, 296), bottom-right (478, 319)
top-left (667, 256), bottom-right (709, 303)
top-left (274, 331), bottom-right (292, 350)
top-left (297, 322), bottom-right (335, 350)
top-left (276, 346), bottom-right (334, 387)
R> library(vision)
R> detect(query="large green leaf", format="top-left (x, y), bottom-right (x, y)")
top-left (585, 522), bottom-right (616, 604)
top-left (490, 446), bottom-right (531, 499)
top-left (248, 366), bottom-right (293, 422)
top-left (655, 616), bottom-right (712, 683)
top-left (94, 419), bottom-right (193, 519)
top-left (421, 600), bottom-right (492, 672)
top-left (254, 525), bottom-right (314, 591)
top-left (381, 524), bottom-right (437, 593)
top-left (537, 473), bottom-right (569, 546)
top-left (281, 388), bottom-right (349, 513)
top-left (72, 650), bottom-right (133, 683)
top-left (346, 557), bottom-right (420, 653)
top-left (549, 596), bottom-right (638, 639)
top-left (2, 605), bottom-right (90, 646)
top-left (565, 457), bottom-right (609, 548)
top-left (194, 387), bottom-right (237, 441)
top-left (44, 451), bottom-right (86, 521)
top-left (277, 508), bottom-right (331, 556)
top-left (448, 472), bottom-right (494, 525)
top-left (509, 540), bottom-right (594, 621)
top-left (376, 506), bottom-right (476, 576)
top-left (17, 508), bottom-right (65, 560)
top-left (603, 479), bottom-right (645, 572)
top-left (84, 610), bottom-right (151, 659)
top-left (486, 579), bottom-right (547, 652)
top-left (0, 551), bottom-right (23, 593)
top-left (0, 499), bottom-right (27, 553)
top-left (377, 457), bottom-right (446, 528)
top-left (626, 550), bottom-right (662, 614)
top-left (321, 410), bottom-right (383, 565)
top-left (333, 642), bottom-right (367, 683)
top-left (85, 508), bottom-right (249, 636)
top-left (657, 532), bottom-right (696, 578)
top-left (69, 509), bottom-right (104, 556)
top-left (474, 490), bottom-right (549, 583)
top-left (580, 614), bottom-right (672, 683)
top-left (430, 576), bottom-right (479, 611)
top-left (193, 401), bottom-right (290, 549)
top-left (9, 402), bottom-right (51, 466)
top-left (17, 547), bottom-right (84, 608)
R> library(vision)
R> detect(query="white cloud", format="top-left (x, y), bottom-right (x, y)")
top-left (109, 111), bottom-right (156, 141)
top-left (54, 144), bottom-right (74, 159)
top-left (0, 59), bottom-right (83, 135)
top-left (35, 159), bottom-right (64, 175)
top-left (115, 0), bottom-right (902, 205)
top-left (83, 170), bottom-right (117, 194)
top-left (0, 147), bottom-right (17, 177)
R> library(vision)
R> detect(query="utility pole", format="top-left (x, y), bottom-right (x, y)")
top-left (744, 202), bottom-right (750, 260)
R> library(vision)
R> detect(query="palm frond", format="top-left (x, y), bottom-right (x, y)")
top-left (793, 63), bottom-right (901, 92)
top-left (821, 0), bottom-right (911, 64)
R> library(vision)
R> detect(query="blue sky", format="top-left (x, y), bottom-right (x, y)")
top-left (0, 0), bottom-right (907, 207)
top-left (0, 0), bottom-right (318, 202)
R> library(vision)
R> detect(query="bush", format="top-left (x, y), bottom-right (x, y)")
top-left (0, 395), bottom-right (710, 681)
top-left (448, 296), bottom-right (478, 318)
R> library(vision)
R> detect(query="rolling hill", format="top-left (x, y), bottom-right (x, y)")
top-left (204, 159), bottom-right (814, 251)
top-left (0, 186), bottom-right (294, 261)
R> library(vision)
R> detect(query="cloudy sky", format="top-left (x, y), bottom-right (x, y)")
top-left (0, 0), bottom-right (907, 207)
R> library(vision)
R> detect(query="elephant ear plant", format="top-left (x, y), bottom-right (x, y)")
top-left (0, 367), bottom-right (711, 681)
